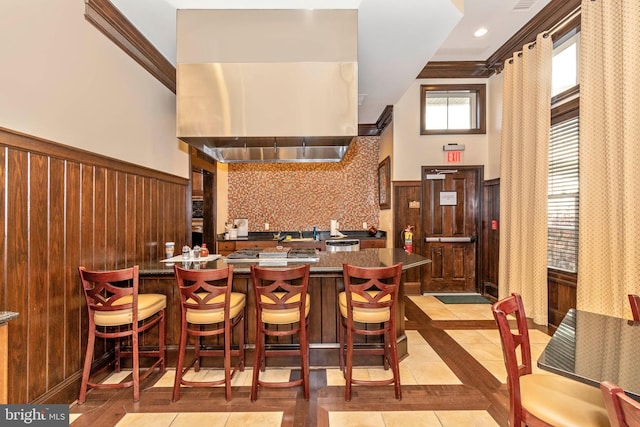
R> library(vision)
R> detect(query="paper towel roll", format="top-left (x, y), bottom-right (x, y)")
top-left (330, 220), bottom-right (338, 236)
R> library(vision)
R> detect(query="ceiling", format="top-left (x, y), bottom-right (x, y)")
top-left (111, 0), bottom-right (551, 124)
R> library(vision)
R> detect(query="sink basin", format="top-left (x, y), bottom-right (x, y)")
top-left (285, 238), bottom-right (316, 242)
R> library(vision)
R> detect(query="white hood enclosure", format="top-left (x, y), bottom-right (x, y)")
top-left (176, 9), bottom-right (358, 163)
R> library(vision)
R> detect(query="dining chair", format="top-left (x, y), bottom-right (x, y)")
top-left (339, 262), bottom-right (403, 401)
top-left (601, 381), bottom-right (640, 427)
top-left (628, 294), bottom-right (640, 321)
top-left (250, 264), bottom-right (310, 401)
top-left (491, 293), bottom-right (610, 426)
top-left (78, 265), bottom-right (166, 403)
top-left (172, 265), bottom-right (245, 401)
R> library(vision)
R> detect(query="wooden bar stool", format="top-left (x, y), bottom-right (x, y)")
top-left (339, 262), bottom-right (403, 401)
top-left (250, 264), bottom-right (311, 401)
top-left (78, 265), bottom-right (166, 403)
top-left (492, 293), bottom-right (609, 426)
top-left (172, 265), bottom-right (245, 401)
top-left (601, 381), bottom-right (640, 427)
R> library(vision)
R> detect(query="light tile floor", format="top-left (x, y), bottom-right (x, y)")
top-left (114, 411), bottom-right (284, 427)
top-left (71, 295), bottom-right (548, 426)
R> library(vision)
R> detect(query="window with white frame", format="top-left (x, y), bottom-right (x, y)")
top-left (552, 31), bottom-right (580, 97)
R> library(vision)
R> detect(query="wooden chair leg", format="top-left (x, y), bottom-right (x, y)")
top-left (173, 319), bottom-right (188, 402)
top-left (78, 327), bottom-right (96, 404)
top-left (132, 331), bottom-right (140, 402)
top-left (239, 315), bottom-right (245, 371)
top-left (251, 330), bottom-right (263, 401)
top-left (224, 325), bottom-right (232, 402)
top-left (345, 327), bottom-right (353, 401)
top-left (339, 318), bottom-right (345, 374)
top-left (383, 328), bottom-right (390, 371)
top-left (114, 333), bottom-right (121, 373)
top-left (301, 324), bottom-right (310, 400)
top-left (390, 329), bottom-right (401, 400)
top-left (159, 311), bottom-right (166, 372)
top-left (194, 329), bottom-right (201, 372)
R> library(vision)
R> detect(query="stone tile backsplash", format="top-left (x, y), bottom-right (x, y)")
top-left (228, 137), bottom-right (381, 233)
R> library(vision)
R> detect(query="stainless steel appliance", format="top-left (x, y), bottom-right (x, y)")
top-left (224, 248), bottom-right (319, 263)
top-left (176, 9), bottom-right (357, 163)
top-left (325, 239), bottom-right (360, 252)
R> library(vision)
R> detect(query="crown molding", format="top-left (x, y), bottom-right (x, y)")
top-left (358, 105), bottom-right (393, 137)
top-left (419, 0), bottom-right (581, 79)
top-left (486, 0), bottom-right (581, 73)
top-left (417, 61), bottom-right (489, 79)
top-left (84, 0), bottom-right (176, 93)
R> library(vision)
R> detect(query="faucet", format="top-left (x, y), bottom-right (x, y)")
top-left (299, 230), bottom-right (303, 239)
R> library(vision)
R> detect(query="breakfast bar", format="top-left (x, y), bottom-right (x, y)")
top-left (138, 248), bottom-right (430, 366)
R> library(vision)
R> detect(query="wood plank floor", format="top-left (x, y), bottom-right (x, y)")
top-left (69, 295), bottom-right (552, 427)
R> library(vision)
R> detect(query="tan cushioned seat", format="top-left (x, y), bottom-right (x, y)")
top-left (260, 292), bottom-right (310, 324)
top-left (185, 292), bottom-right (246, 324)
top-left (338, 291), bottom-right (391, 323)
top-left (521, 374), bottom-right (610, 427)
top-left (94, 294), bottom-right (167, 327)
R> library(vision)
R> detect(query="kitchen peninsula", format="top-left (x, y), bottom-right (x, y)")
top-left (139, 248), bottom-right (430, 366)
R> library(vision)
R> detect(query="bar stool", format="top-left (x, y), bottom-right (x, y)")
top-left (492, 293), bottom-right (609, 427)
top-left (250, 264), bottom-right (311, 401)
top-left (78, 265), bottom-right (166, 403)
top-left (172, 265), bottom-right (245, 401)
top-left (339, 262), bottom-right (403, 401)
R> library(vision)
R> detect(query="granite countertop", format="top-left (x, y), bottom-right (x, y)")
top-left (218, 230), bottom-right (387, 242)
top-left (0, 312), bottom-right (19, 325)
top-left (139, 248), bottom-right (429, 276)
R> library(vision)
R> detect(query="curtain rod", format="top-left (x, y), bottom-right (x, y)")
top-left (547, 5), bottom-right (581, 37)
top-left (506, 4), bottom-right (582, 65)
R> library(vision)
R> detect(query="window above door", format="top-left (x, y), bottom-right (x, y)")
top-left (420, 84), bottom-right (486, 135)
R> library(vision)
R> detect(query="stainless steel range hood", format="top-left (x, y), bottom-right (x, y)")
top-left (176, 9), bottom-right (358, 163)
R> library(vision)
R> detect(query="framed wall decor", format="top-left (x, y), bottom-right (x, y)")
top-left (378, 156), bottom-right (391, 209)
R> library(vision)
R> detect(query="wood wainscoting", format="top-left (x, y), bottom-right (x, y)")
top-left (0, 127), bottom-right (189, 404)
top-left (548, 269), bottom-right (577, 332)
top-left (481, 179), bottom-right (500, 300)
top-left (393, 181), bottom-right (422, 295)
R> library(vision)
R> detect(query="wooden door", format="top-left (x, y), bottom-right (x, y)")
top-left (421, 166), bottom-right (482, 293)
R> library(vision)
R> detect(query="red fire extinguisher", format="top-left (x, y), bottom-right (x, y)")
top-left (402, 225), bottom-right (415, 253)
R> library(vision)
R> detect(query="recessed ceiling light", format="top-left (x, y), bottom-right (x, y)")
top-left (474, 27), bottom-right (488, 38)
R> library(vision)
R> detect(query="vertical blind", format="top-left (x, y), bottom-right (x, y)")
top-left (548, 116), bottom-right (579, 272)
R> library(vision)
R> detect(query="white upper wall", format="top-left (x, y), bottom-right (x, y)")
top-left (486, 71), bottom-right (504, 180)
top-left (0, 0), bottom-right (189, 178)
top-left (393, 78), bottom-right (491, 181)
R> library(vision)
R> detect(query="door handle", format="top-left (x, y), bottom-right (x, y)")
top-left (425, 236), bottom-right (475, 243)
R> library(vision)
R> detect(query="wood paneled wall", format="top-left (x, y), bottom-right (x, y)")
top-left (479, 177), bottom-right (578, 326)
top-left (392, 181), bottom-right (422, 294)
top-left (548, 269), bottom-right (577, 331)
top-left (481, 179), bottom-right (500, 300)
top-left (0, 127), bottom-right (189, 404)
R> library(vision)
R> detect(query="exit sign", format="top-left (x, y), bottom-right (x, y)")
top-left (446, 151), bottom-right (462, 163)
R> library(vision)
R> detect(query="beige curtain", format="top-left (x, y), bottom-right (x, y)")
top-left (578, 0), bottom-right (640, 318)
top-left (499, 33), bottom-right (552, 325)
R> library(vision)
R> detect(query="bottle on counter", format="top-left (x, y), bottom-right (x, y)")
top-left (200, 243), bottom-right (209, 258)
top-left (313, 226), bottom-right (318, 241)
